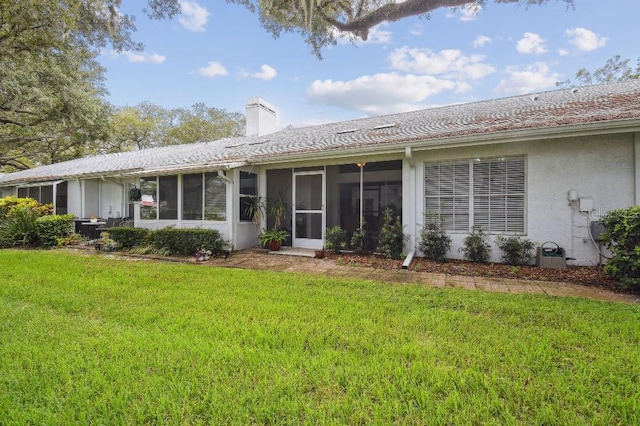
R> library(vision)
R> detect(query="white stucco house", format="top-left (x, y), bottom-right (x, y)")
top-left (1, 82), bottom-right (639, 265)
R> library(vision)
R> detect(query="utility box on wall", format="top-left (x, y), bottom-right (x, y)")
top-left (536, 242), bottom-right (567, 270)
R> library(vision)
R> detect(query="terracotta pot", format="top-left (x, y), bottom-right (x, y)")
top-left (268, 240), bottom-right (282, 251)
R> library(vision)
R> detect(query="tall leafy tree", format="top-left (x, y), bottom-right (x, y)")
top-left (0, 0), bottom-right (139, 171)
top-left (558, 55), bottom-right (640, 88)
top-left (105, 102), bottom-right (245, 152)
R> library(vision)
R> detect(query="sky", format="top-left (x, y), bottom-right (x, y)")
top-left (99, 0), bottom-right (640, 128)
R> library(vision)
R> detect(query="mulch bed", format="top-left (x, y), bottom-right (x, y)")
top-left (324, 251), bottom-right (629, 294)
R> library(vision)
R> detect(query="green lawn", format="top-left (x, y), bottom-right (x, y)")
top-left (1, 250), bottom-right (639, 424)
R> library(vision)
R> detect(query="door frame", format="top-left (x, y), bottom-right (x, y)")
top-left (292, 168), bottom-right (325, 249)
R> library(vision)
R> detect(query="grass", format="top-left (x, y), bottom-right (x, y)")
top-left (1, 249), bottom-right (639, 424)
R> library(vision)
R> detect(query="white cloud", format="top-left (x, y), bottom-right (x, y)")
top-left (473, 35), bottom-right (491, 48)
top-left (494, 63), bottom-right (560, 94)
top-left (516, 32), bottom-right (547, 54)
top-left (446, 4), bottom-right (482, 22)
top-left (565, 27), bottom-right (608, 52)
top-left (389, 47), bottom-right (495, 80)
top-left (197, 61), bottom-right (228, 78)
top-left (179, 0), bottom-right (210, 32)
top-left (112, 51), bottom-right (166, 64)
top-left (241, 64), bottom-right (278, 81)
top-left (409, 25), bottom-right (423, 36)
top-left (307, 73), bottom-right (470, 115)
top-left (558, 48), bottom-right (569, 56)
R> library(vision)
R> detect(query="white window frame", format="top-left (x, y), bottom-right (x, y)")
top-left (424, 156), bottom-right (526, 234)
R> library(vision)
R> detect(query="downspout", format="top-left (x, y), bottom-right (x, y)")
top-left (77, 178), bottom-right (84, 218)
top-left (635, 132), bottom-right (640, 205)
top-left (402, 147), bottom-right (416, 269)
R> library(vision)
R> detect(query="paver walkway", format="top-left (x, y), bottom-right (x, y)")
top-left (196, 249), bottom-right (639, 305)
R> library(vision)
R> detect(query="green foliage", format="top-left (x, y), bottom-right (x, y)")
top-left (107, 227), bottom-right (150, 249)
top-left (418, 214), bottom-right (451, 262)
top-left (0, 197), bottom-right (53, 247)
top-left (462, 228), bottom-right (491, 263)
top-left (0, 197), bottom-right (51, 221)
top-left (0, 207), bottom-right (41, 247)
top-left (376, 207), bottom-right (406, 260)
top-left (35, 214), bottom-right (74, 248)
top-left (350, 227), bottom-right (367, 254)
top-left (324, 225), bottom-right (347, 253)
top-left (96, 232), bottom-right (118, 252)
top-left (149, 228), bottom-right (224, 256)
top-left (558, 54), bottom-right (640, 88)
top-left (496, 235), bottom-right (535, 266)
top-left (259, 228), bottom-right (289, 246)
top-left (600, 206), bottom-right (640, 290)
top-left (56, 232), bottom-right (86, 247)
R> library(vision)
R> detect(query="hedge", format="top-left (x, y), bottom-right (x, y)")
top-left (149, 228), bottom-right (224, 255)
top-left (107, 227), bottom-right (150, 249)
top-left (600, 206), bottom-right (640, 290)
top-left (35, 214), bottom-right (75, 248)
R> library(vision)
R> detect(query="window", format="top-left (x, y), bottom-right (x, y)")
top-left (180, 173), bottom-right (227, 221)
top-left (425, 157), bottom-right (525, 233)
top-left (143, 173), bottom-right (227, 221)
top-left (239, 171), bottom-right (258, 222)
top-left (424, 162), bottom-right (470, 231)
top-left (204, 173), bottom-right (226, 221)
top-left (182, 174), bottom-right (203, 220)
top-left (16, 183), bottom-right (67, 214)
top-left (140, 177), bottom-right (158, 220)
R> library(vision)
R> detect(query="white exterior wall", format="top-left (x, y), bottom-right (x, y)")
top-left (411, 133), bottom-right (636, 266)
top-left (99, 180), bottom-right (125, 219)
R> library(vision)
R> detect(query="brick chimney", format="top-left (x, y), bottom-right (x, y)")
top-left (245, 97), bottom-right (276, 137)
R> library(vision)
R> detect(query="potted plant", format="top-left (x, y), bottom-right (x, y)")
top-left (128, 186), bottom-right (142, 202)
top-left (259, 228), bottom-right (289, 251)
top-left (268, 191), bottom-right (290, 230)
top-left (244, 195), bottom-right (266, 230)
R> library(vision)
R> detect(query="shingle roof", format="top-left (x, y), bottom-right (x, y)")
top-left (2, 80), bottom-right (640, 185)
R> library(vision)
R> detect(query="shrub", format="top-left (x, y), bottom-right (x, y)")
top-left (35, 214), bottom-right (75, 248)
top-left (418, 214), bottom-right (451, 262)
top-left (324, 225), bottom-right (347, 253)
top-left (149, 228), bottom-right (224, 256)
top-left (107, 227), bottom-right (150, 249)
top-left (376, 207), bottom-right (406, 260)
top-left (461, 227), bottom-right (491, 263)
top-left (0, 196), bottom-right (51, 221)
top-left (495, 235), bottom-right (535, 266)
top-left (599, 206), bottom-right (640, 290)
top-left (350, 228), bottom-right (367, 254)
top-left (0, 206), bottom-right (41, 247)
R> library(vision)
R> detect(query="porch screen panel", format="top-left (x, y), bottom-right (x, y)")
top-left (182, 173), bottom-right (203, 220)
top-left (204, 173), bottom-right (226, 221)
top-left (18, 188), bottom-right (28, 198)
top-left (28, 187), bottom-right (40, 201)
top-left (424, 161), bottom-right (469, 231)
top-left (159, 176), bottom-right (178, 220)
top-left (239, 172), bottom-right (257, 222)
top-left (40, 185), bottom-right (54, 205)
top-left (473, 157), bottom-right (525, 233)
top-left (140, 177), bottom-right (157, 220)
top-left (55, 182), bottom-right (68, 215)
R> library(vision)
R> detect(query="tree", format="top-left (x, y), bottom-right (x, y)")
top-left (164, 103), bottom-right (245, 145)
top-left (146, 0), bottom-right (575, 58)
top-left (557, 55), bottom-right (640, 88)
top-left (104, 102), bottom-right (245, 153)
top-left (0, 0), bottom-right (140, 171)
